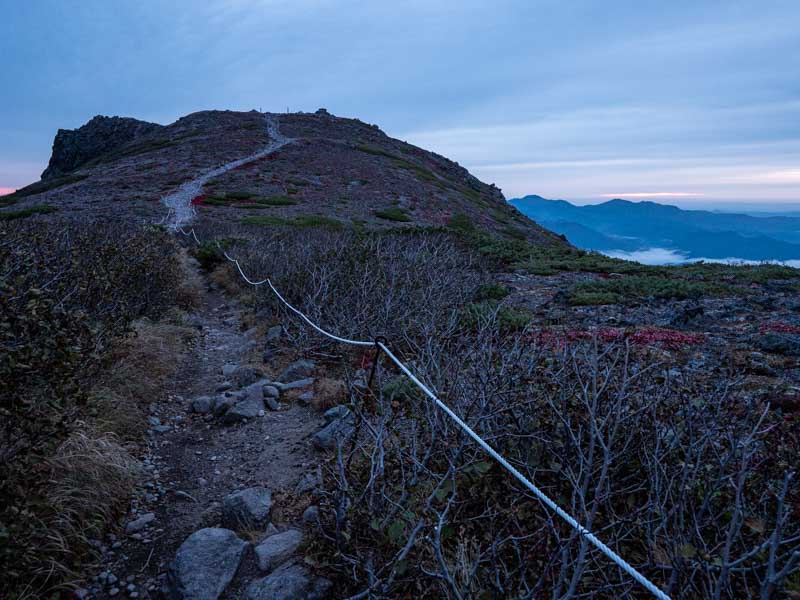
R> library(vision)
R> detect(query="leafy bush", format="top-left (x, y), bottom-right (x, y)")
top-left (192, 221), bottom-right (799, 598)
top-left (0, 220), bottom-right (180, 596)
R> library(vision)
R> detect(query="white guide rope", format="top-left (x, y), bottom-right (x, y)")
top-left (174, 227), bottom-right (670, 600)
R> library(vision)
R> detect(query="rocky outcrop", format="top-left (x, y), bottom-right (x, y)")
top-left (41, 115), bottom-right (162, 179)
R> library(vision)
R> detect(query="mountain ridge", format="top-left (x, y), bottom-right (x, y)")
top-left (510, 194), bottom-right (800, 260)
top-left (4, 110), bottom-right (562, 247)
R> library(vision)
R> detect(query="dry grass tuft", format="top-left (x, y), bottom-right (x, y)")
top-left (174, 248), bottom-right (205, 310)
top-left (13, 430), bottom-right (140, 598)
top-left (89, 319), bottom-right (193, 441)
top-left (209, 263), bottom-right (242, 296)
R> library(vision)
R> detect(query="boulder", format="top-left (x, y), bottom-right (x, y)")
top-left (273, 378), bottom-right (314, 392)
top-left (254, 530), bottom-right (303, 572)
top-left (222, 487), bottom-right (272, 529)
top-left (312, 411), bottom-right (355, 451)
top-left (278, 359), bottom-right (315, 382)
top-left (223, 397), bottom-right (264, 424)
top-left (166, 528), bottom-right (247, 600)
top-left (245, 563), bottom-right (331, 600)
top-left (213, 395), bottom-right (237, 417)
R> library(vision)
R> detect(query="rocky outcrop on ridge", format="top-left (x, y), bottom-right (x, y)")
top-left (41, 115), bottom-right (163, 179)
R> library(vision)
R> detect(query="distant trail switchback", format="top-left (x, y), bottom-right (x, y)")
top-left (162, 114), bottom-right (293, 229)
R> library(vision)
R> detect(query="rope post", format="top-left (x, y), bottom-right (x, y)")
top-left (367, 336), bottom-right (389, 389)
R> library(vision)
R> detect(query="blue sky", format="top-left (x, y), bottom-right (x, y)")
top-left (1, 0), bottom-right (798, 206)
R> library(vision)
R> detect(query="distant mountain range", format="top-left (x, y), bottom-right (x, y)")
top-left (509, 195), bottom-right (800, 262)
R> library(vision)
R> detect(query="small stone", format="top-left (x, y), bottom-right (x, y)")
top-left (302, 505), bottom-right (319, 526)
top-left (254, 529), bottom-right (303, 572)
top-left (191, 396), bottom-right (214, 414)
top-left (216, 381), bottom-right (233, 392)
top-left (125, 513), bottom-right (155, 534)
top-left (297, 391), bottom-right (314, 406)
top-left (147, 416), bottom-right (161, 426)
top-left (233, 365), bottom-right (261, 387)
top-left (151, 425), bottom-right (171, 433)
top-left (222, 364), bottom-right (238, 377)
top-left (238, 339), bottom-right (258, 355)
top-left (312, 416), bottom-right (355, 450)
top-left (266, 325), bottom-right (282, 343)
top-left (245, 563), bottom-right (331, 600)
top-left (222, 487), bottom-right (272, 529)
top-left (278, 359), bottom-right (315, 382)
top-left (108, 587), bottom-right (120, 597)
top-left (323, 405), bottom-right (350, 424)
top-left (263, 385), bottom-right (280, 399)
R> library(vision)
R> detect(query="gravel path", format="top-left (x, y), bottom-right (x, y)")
top-left (163, 114), bottom-right (293, 229)
top-left (84, 263), bottom-right (327, 599)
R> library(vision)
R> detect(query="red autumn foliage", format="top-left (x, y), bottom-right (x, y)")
top-left (530, 326), bottom-right (705, 350)
top-left (190, 194), bottom-right (206, 206)
top-left (759, 321), bottom-right (800, 334)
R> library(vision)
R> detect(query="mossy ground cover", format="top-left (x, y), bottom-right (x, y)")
top-left (241, 214), bottom-right (343, 228)
top-left (0, 205), bottom-right (57, 220)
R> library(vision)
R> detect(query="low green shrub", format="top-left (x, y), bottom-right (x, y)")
top-left (568, 275), bottom-right (735, 305)
top-left (0, 205), bottom-right (57, 220)
top-left (374, 207), bottom-right (412, 222)
top-left (463, 300), bottom-right (531, 331)
top-left (475, 282), bottom-right (510, 301)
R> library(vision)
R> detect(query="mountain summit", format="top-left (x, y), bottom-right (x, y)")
top-left (6, 110), bottom-right (560, 245)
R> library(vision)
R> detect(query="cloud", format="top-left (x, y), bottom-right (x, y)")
top-left (599, 192), bottom-right (705, 198)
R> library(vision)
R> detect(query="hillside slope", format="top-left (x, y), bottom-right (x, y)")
top-left (3, 110), bottom-right (562, 245)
